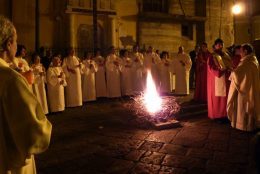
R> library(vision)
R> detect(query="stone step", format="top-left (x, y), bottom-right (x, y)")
top-left (174, 102), bottom-right (208, 120)
top-left (180, 103), bottom-right (207, 113)
top-left (174, 110), bottom-right (208, 120)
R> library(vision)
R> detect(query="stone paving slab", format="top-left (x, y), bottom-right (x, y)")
top-left (36, 97), bottom-right (256, 174)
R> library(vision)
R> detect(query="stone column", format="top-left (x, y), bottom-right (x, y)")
top-left (108, 16), bottom-right (116, 47)
top-left (69, 14), bottom-right (76, 48)
top-left (252, 15), bottom-right (260, 41)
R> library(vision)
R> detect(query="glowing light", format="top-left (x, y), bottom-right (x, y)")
top-left (232, 4), bottom-right (242, 15)
top-left (144, 71), bottom-right (162, 114)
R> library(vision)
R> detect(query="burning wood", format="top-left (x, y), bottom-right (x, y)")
top-left (125, 71), bottom-right (180, 129)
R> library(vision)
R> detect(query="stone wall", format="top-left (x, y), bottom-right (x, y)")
top-left (205, 0), bottom-right (234, 49)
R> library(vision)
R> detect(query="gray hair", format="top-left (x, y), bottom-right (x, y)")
top-left (0, 16), bottom-right (16, 52)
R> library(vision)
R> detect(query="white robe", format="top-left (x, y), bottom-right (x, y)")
top-left (32, 64), bottom-right (48, 114)
top-left (121, 57), bottom-right (134, 96)
top-left (47, 66), bottom-right (66, 113)
top-left (62, 56), bottom-right (83, 107)
top-left (227, 54), bottom-right (260, 131)
top-left (159, 59), bottom-right (172, 93)
top-left (106, 54), bottom-right (122, 98)
top-left (82, 59), bottom-right (98, 102)
top-left (130, 52), bottom-right (144, 93)
top-left (10, 57), bottom-right (30, 72)
top-left (143, 52), bottom-right (161, 89)
top-left (94, 56), bottom-right (107, 97)
top-left (174, 53), bottom-right (192, 94)
top-left (0, 58), bottom-right (52, 174)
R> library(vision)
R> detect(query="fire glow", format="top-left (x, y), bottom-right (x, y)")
top-left (144, 71), bottom-right (162, 114)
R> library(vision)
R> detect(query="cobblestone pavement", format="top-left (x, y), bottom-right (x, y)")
top-left (37, 97), bottom-right (256, 174)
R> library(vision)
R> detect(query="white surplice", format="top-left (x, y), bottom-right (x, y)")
top-left (106, 54), bottom-right (122, 98)
top-left (174, 53), bottom-right (192, 94)
top-left (130, 52), bottom-right (144, 93)
top-left (94, 56), bottom-right (108, 97)
top-left (11, 57), bottom-right (30, 72)
top-left (121, 57), bottom-right (134, 96)
top-left (82, 59), bottom-right (98, 102)
top-left (143, 52), bottom-right (161, 89)
top-left (62, 56), bottom-right (83, 107)
top-left (32, 63), bottom-right (48, 114)
top-left (159, 58), bottom-right (172, 93)
top-left (47, 66), bottom-right (67, 112)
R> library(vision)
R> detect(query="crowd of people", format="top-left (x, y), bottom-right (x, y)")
top-left (12, 44), bottom-right (193, 114)
top-left (6, 35), bottom-right (260, 133)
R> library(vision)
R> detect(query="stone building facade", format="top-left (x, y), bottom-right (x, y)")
top-left (0, 0), bottom-right (241, 55)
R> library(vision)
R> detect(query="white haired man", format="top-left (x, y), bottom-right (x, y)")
top-left (0, 16), bottom-right (52, 174)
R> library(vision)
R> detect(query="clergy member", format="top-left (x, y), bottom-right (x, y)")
top-left (143, 46), bottom-right (161, 88)
top-left (9, 44), bottom-right (34, 85)
top-left (130, 45), bottom-right (144, 94)
top-left (207, 38), bottom-right (232, 120)
top-left (106, 46), bottom-right (122, 98)
top-left (231, 45), bottom-right (242, 69)
top-left (194, 42), bottom-right (210, 102)
top-left (120, 49), bottom-right (134, 96)
top-left (47, 54), bottom-right (67, 113)
top-left (227, 44), bottom-right (260, 131)
top-left (31, 53), bottom-right (49, 114)
top-left (174, 46), bottom-right (192, 95)
top-left (94, 49), bottom-right (107, 97)
top-left (82, 52), bottom-right (98, 102)
top-left (62, 47), bottom-right (83, 107)
top-left (0, 15), bottom-right (52, 174)
top-left (159, 51), bottom-right (172, 94)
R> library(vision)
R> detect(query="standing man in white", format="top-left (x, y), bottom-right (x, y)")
top-left (31, 53), bottom-right (48, 114)
top-left (120, 49), bottom-right (134, 96)
top-left (174, 46), bottom-right (192, 95)
top-left (62, 47), bottom-right (83, 107)
top-left (47, 54), bottom-right (67, 113)
top-left (94, 49), bottom-right (107, 98)
top-left (130, 45), bottom-right (144, 94)
top-left (143, 46), bottom-right (161, 89)
top-left (82, 52), bottom-right (98, 102)
top-left (159, 51), bottom-right (172, 94)
top-left (106, 46), bottom-right (122, 98)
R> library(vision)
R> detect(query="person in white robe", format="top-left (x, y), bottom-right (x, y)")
top-left (130, 45), bottom-right (144, 94)
top-left (94, 49), bottom-right (107, 97)
top-left (62, 48), bottom-right (83, 107)
top-left (82, 52), bottom-right (98, 102)
top-left (47, 54), bottom-right (67, 113)
top-left (0, 16), bottom-right (52, 174)
top-left (174, 46), bottom-right (192, 95)
top-left (169, 53), bottom-right (176, 92)
top-left (11, 44), bottom-right (30, 72)
top-left (31, 53), bottom-right (48, 114)
top-left (159, 51), bottom-right (172, 94)
top-left (227, 44), bottom-right (260, 131)
top-left (106, 46), bottom-right (122, 98)
top-left (9, 44), bottom-right (34, 86)
top-left (120, 49), bottom-right (134, 96)
top-left (143, 46), bottom-right (161, 89)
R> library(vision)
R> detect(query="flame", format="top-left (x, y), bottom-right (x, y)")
top-left (144, 71), bottom-right (162, 114)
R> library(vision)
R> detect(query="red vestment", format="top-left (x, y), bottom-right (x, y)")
top-left (207, 51), bottom-right (231, 119)
top-left (194, 51), bottom-right (210, 102)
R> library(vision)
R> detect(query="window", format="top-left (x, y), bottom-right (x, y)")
top-left (142, 0), bottom-right (168, 13)
top-left (181, 24), bottom-right (193, 40)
